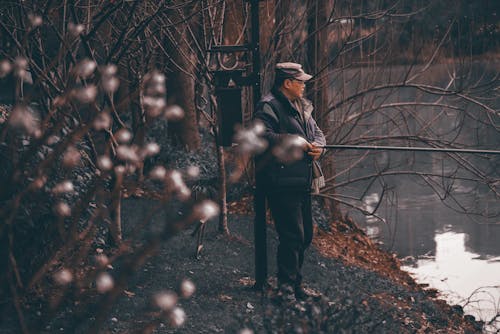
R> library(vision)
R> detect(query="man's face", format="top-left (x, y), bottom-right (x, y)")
top-left (283, 78), bottom-right (306, 100)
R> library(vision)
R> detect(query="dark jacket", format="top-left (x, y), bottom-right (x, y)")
top-left (254, 88), bottom-right (326, 192)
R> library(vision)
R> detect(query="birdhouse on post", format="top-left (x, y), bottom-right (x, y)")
top-left (214, 70), bottom-right (243, 147)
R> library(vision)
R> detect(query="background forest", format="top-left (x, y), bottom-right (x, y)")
top-left (0, 0), bottom-right (498, 333)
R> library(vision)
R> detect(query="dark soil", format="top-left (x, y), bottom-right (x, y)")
top-left (88, 195), bottom-right (482, 334)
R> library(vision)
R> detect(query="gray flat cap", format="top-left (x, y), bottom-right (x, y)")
top-left (275, 62), bottom-right (312, 81)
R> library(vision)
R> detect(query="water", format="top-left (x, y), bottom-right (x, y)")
top-left (344, 174), bottom-right (500, 332)
top-left (329, 62), bottom-right (500, 331)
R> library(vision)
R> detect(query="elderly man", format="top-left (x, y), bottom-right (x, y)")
top-left (254, 62), bottom-right (326, 300)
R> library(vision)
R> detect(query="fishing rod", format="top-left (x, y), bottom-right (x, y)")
top-left (320, 144), bottom-right (500, 155)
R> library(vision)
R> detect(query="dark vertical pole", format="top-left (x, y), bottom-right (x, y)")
top-left (250, 0), bottom-right (267, 289)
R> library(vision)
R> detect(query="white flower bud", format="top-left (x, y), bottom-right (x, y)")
top-left (149, 166), bottom-right (167, 180)
top-left (62, 146), bottom-right (81, 167)
top-left (54, 202), bottom-right (71, 217)
top-left (154, 291), bottom-right (178, 311)
top-left (75, 59), bottom-right (96, 78)
top-left (32, 175), bottom-right (47, 189)
top-left (47, 135), bottom-right (60, 145)
top-left (233, 121), bottom-right (268, 155)
top-left (14, 57), bottom-right (28, 70)
top-left (114, 165), bottom-right (126, 175)
top-left (28, 14), bottom-right (43, 27)
top-left (96, 273), bottom-right (114, 293)
top-left (192, 200), bottom-right (219, 223)
top-left (53, 96), bottom-right (67, 107)
top-left (68, 22), bottom-right (85, 36)
top-left (115, 128), bottom-right (132, 144)
top-left (73, 85), bottom-right (97, 103)
top-left (116, 145), bottom-right (140, 162)
top-left (95, 254), bottom-right (109, 267)
top-left (93, 112), bottom-right (112, 130)
top-left (102, 76), bottom-right (119, 93)
top-left (180, 279), bottom-right (196, 298)
top-left (101, 64), bottom-right (117, 76)
top-left (238, 329), bottom-right (254, 334)
top-left (186, 166), bottom-right (200, 179)
top-left (8, 105), bottom-right (40, 137)
top-left (163, 105), bottom-right (184, 121)
top-left (169, 307), bottom-right (186, 327)
top-left (53, 269), bottom-right (73, 285)
top-left (143, 96), bottom-right (166, 118)
top-left (52, 180), bottom-right (74, 194)
top-left (97, 155), bottom-right (113, 171)
top-left (0, 59), bottom-right (12, 78)
top-left (143, 142), bottom-right (160, 157)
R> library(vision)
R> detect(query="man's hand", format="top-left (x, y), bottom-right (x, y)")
top-left (307, 143), bottom-right (323, 160)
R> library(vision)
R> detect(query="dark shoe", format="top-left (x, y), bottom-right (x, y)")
top-left (294, 286), bottom-right (310, 300)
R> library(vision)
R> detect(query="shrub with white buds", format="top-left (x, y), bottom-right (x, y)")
top-left (93, 112), bottom-right (112, 130)
top-left (192, 200), bottom-right (219, 223)
top-left (97, 155), bottom-right (113, 171)
top-left (163, 105), bottom-right (184, 121)
top-left (52, 180), bottom-right (74, 194)
top-left (68, 22), bottom-right (85, 36)
top-left (115, 128), bottom-right (132, 144)
top-left (153, 291), bottom-right (178, 311)
top-left (169, 307), bottom-right (186, 327)
top-left (72, 85), bottom-right (97, 103)
top-left (0, 59), bottom-right (12, 78)
top-left (96, 273), bottom-right (114, 293)
top-left (180, 279), bottom-right (196, 298)
top-left (54, 202), bottom-right (71, 217)
top-left (62, 146), bottom-right (81, 167)
top-left (53, 269), bottom-right (73, 285)
top-left (149, 166), bottom-right (167, 180)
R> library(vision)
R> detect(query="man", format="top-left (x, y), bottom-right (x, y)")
top-left (254, 62), bottom-right (326, 300)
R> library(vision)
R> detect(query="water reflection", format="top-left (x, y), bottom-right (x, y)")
top-left (402, 232), bottom-right (500, 331)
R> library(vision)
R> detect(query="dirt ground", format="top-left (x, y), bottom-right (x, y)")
top-left (0, 194), bottom-right (483, 333)
top-left (89, 195), bottom-right (482, 334)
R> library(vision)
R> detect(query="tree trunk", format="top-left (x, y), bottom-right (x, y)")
top-left (307, 0), bottom-right (342, 221)
top-left (165, 2), bottom-right (201, 151)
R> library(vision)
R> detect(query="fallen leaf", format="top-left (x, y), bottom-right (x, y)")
top-left (124, 290), bottom-right (135, 297)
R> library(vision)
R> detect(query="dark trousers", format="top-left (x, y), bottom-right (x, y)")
top-left (267, 191), bottom-right (313, 288)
